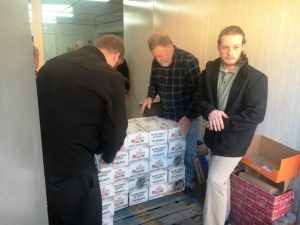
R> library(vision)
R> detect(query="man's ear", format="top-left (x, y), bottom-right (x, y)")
top-left (114, 52), bottom-right (121, 61)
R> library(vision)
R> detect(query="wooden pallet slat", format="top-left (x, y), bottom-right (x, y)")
top-left (114, 191), bottom-right (203, 225)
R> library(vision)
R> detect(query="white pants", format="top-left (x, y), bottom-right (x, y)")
top-left (203, 155), bottom-right (242, 225)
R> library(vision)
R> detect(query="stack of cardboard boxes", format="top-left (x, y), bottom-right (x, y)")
top-left (231, 135), bottom-right (300, 225)
top-left (98, 116), bottom-right (187, 225)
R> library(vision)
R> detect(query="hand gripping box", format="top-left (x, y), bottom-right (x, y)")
top-left (230, 173), bottom-right (294, 224)
top-left (241, 135), bottom-right (300, 183)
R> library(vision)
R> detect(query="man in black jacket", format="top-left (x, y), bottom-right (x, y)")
top-left (37, 34), bottom-right (128, 225)
top-left (186, 26), bottom-right (268, 225)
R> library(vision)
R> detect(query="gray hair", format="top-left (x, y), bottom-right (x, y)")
top-left (147, 32), bottom-right (173, 51)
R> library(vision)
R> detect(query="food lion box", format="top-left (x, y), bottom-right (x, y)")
top-left (138, 123), bottom-right (168, 146)
top-left (129, 188), bottom-right (149, 206)
top-left (98, 167), bottom-right (114, 185)
top-left (114, 193), bottom-right (128, 211)
top-left (128, 146), bottom-right (150, 162)
top-left (113, 150), bottom-right (129, 168)
top-left (114, 166), bottom-right (129, 181)
top-left (102, 216), bottom-right (113, 225)
top-left (149, 183), bottom-right (168, 200)
top-left (102, 196), bottom-right (114, 217)
top-left (124, 121), bottom-right (149, 149)
top-left (230, 173), bottom-right (294, 225)
top-left (100, 184), bottom-right (115, 199)
top-left (168, 138), bottom-right (186, 156)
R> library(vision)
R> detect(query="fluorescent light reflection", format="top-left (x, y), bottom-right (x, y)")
top-left (124, 0), bottom-right (153, 9)
top-left (87, 0), bottom-right (110, 2)
top-left (28, 3), bottom-right (73, 24)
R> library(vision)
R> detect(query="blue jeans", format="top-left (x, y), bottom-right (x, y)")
top-left (184, 117), bottom-right (200, 188)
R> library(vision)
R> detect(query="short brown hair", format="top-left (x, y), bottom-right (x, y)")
top-left (147, 32), bottom-right (173, 51)
top-left (94, 34), bottom-right (124, 60)
top-left (217, 25), bottom-right (246, 46)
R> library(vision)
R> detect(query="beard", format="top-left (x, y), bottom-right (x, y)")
top-left (157, 60), bottom-right (172, 67)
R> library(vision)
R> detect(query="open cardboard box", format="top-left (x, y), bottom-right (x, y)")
top-left (241, 135), bottom-right (300, 183)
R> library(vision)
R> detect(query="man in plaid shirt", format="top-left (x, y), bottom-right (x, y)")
top-left (141, 32), bottom-right (201, 189)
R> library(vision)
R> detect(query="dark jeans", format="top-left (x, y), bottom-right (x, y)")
top-left (45, 173), bottom-right (102, 225)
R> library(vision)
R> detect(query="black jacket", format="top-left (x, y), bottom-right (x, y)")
top-left (187, 57), bottom-right (268, 157)
top-left (37, 46), bottom-right (128, 174)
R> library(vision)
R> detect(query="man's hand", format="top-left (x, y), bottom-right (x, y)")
top-left (207, 110), bottom-right (228, 131)
top-left (178, 116), bottom-right (191, 136)
top-left (140, 97), bottom-right (153, 114)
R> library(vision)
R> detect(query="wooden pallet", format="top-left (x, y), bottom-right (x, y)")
top-left (114, 191), bottom-right (203, 225)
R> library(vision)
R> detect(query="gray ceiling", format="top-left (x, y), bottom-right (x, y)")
top-left (41, 0), bottom-right (123, 26)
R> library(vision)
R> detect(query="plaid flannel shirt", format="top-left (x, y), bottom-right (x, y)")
top-left (147, 47), bottom-right (201, 121)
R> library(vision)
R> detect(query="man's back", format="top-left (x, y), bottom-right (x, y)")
top-left (37, 46), bottom-right (127, 174)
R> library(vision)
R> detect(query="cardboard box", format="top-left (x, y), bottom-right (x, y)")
top-left (128, 146), bottom-right (150, 162)
top-left (102, 197), bottom-right (115, 217)
top-left (100, 184), bottom-right (115, 199)
top-left (128, 159), bottom-right (149, 176)
top-left (98, 167), bottom-right (114, 185)
top-left (149, 144), bottom-right (168, 159)
top-left (239, 171), bottom-right (280, 195)
top-left (114, 179), bottom-right (129, 195)
top-left (231, 173), bottom-right (294, 224)
top-left (114, 166), bottom-right (129, 181)
top-left (149, 157), bottom-right (167, 171)
top-left (129, 188), bottom-right (149, 206)
top-left (113, 150), bottom-right (129, 168)
top-left (124, 121), bottom-right (149, 149)
top-left (128, 173), bottom-right (149, 191)
top-left (114, 193), bottom-right (129, 211)
top-left (241, 135), bottom-right (300, 183)
top-left (149, 169), bottom-right (168, 186)
top-left (149, 183), bottom-right (168, 200)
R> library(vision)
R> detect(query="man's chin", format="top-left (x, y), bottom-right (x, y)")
top-left (222, 60), bottom-right (239, 67)
top-left (158, 61), bottom-right (171, 67)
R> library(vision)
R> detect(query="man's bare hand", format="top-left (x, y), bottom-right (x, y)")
top-left (178, 116), bottom-right (191, 136)
top-left (207, 110), bottom-right (228, 131)
top-left (140, 97), bottom-right (153, 114)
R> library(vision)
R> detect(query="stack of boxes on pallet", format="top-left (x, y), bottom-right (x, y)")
top-left (98, 116), bottom-right (186, 225)
top-left (230, 135), bottom-right (300, 225)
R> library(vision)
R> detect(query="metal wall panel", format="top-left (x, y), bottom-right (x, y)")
top-left (0, 1), bottom-right (48, 224)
